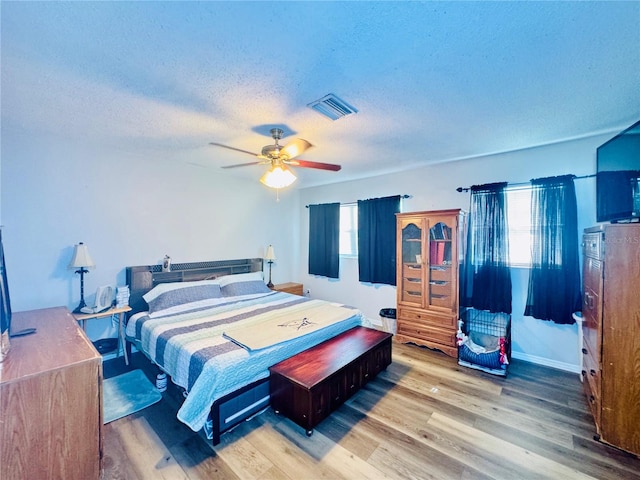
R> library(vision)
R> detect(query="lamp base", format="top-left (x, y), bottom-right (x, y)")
top-left (267, 261), bottom-right (274, 289)
top-left (72, 300), bottom-right (87, 314)
top-left (73, 268), bottom-right (88, 314)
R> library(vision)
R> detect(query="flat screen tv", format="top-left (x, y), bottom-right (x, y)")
top-left (596, 119), bottom-right (640, 223)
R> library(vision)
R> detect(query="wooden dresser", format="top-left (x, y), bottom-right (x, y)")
top-left (581, 223), bottom-right (640, 456)
top-left (0, 307), bottom-right (103, 479)
top-left (396, 209), bottom-right (465, 357)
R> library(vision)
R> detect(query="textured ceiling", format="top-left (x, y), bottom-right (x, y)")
top-left (2, 1), bottom-right (639, 188)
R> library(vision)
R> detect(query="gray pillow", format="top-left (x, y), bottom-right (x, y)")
top-left (147, 283), bottom-right (222, 316)
top-left (221, 280), bottom-right (271, 297)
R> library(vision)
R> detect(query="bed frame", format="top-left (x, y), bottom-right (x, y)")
top-left (126, 257), bottom-right (263, 316)
top-left (124, 257), bottom-right (269, 445)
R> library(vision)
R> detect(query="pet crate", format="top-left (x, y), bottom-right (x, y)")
top-left (457, 308), bottom-right (511, 376)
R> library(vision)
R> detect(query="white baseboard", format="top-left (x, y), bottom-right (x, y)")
top-left (511, 351), bottom-right (581, 374)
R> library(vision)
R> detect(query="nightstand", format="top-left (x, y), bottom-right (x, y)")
top-left (73, 305), bottom-right (132, 365)
top-left (270, 282), bottom-right (304, 296)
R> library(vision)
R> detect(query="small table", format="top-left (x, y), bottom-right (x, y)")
top-left (270, 282), bottom-right (304, 296)
top-left (73, 305), bottom-right (132, 365)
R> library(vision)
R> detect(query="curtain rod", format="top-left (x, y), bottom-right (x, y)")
top-left (455, 174), bottom-right (596, 192)
top-left (305, 194), bottom-right (411, 208)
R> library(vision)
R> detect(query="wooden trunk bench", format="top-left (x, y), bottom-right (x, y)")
top-left (269, 326), bottom-right (392, 436)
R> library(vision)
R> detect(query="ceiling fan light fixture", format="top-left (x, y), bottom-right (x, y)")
top-left (261, 144), bottom-right (281, 158)
top-left (260, 165), bottom-right (297, 189)
top-left (281, 138), bottom-right (312, 159)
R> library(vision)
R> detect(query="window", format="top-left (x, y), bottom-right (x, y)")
top-left (339, 204), bottom-right (358, 256)
top-left (506, 187), bottom-right (532, 267)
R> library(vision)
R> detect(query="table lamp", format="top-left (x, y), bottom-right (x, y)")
top-left (69, 242), bottom-right (95, 313)
top-left (265, 245), bottom-right (276, 288)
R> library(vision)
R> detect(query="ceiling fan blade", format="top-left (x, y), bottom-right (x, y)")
top-left (281, 138), bottom-right (313, 159)
top-left (288, 159), bottom-right (342, 171)
top-left (209, 142), bottom-right (258, 157)
top-left (221, 161), bottom-right (264, 169)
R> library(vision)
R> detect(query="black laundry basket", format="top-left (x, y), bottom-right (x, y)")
top-left (92, 337), bottom-right (118, 355)
top-left (379, 308), bottom-right (397, 334)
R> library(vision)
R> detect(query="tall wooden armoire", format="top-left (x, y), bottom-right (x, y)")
top-left (396, 209), bottom-right (465, 357)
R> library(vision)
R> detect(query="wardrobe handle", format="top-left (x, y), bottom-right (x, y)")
top-left (582, 348), bottom-right (588, 355)
top-left (589, 395), bottom-right (595, 404)
top-left (581, 370), bottom-right (587, 377)
top-left (590, 369), bottom-right (596, 377)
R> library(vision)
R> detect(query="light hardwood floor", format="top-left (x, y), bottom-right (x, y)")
top-left (102, 342), bottom-right (640, 479)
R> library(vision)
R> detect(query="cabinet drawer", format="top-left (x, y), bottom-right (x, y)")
top-left (397, 321), bottom-right (456, 346)
top-left (582, 366), bottom-right (601, 430)
top-left (583, 257), bottom-right (603, 292)
top-left (582, 232), bottom-right (603, 260)
top-left (403, 277), bottom-right (423, 290)
top-left (430, 294), bottom-right (453, 308)
top-left (403, 264), bottom-right (422, 279)
top-left (401, 289), bottom-right (423, 303)
top-left (429, 281), bottom-right (451, 297)
top-left (398, 308), bottom-right (456, 329)
top-left (582, 288), bottom-right (601, 356)
top-left (582, 343), bottom-right (601, 400)
top-left (429, 266), bottom-right (452, 282)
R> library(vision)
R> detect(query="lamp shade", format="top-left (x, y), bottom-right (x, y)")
top-left (260, 166), bottom-right (297, 189)
top-left (265, 245), bottom-right (276, 261)
top-left (68, 242), bottom-right (95, 269)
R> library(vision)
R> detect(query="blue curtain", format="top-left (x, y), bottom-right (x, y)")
top-left (525, 175), bottom-right (581, 324)
top-left (0, 230), bottom-right (11, 339)
top-left (461, 182), bottom-right (512, 314)
top-left (308, 203), bottom-right (340, 278)
top-left (357, 195), bottom-right (401, 285)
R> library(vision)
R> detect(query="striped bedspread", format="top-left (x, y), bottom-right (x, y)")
top-left (125, 291), bottom-right (366, 434)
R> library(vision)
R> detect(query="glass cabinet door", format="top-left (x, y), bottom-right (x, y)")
top-left (428, 220), bottom-right (454, 310)
top-left (400, 220), bottom-right (424, 305)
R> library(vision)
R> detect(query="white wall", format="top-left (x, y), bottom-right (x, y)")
top-left (298, 134), bottom-right (611, 372)
top-left (1, 132), bottom-right (300, 341)
top-left (1, 125), bottom-right (615, 371)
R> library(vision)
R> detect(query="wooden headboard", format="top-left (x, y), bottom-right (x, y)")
top-left (125, 258), bottom-right (263, 316)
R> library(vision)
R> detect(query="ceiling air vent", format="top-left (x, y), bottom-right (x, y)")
top-left (308, 93), bottom-right (358, 121)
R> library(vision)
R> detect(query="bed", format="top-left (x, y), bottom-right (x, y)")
top-left (124, 258), bottom-right (367, 444)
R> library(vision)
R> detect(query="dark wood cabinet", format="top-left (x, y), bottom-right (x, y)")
top-left (270, 327), bottom-right (392, 435)
top-left (396, 209), bottom-right (465, 357)
top-left (581, 224), bottom-right (640, 456)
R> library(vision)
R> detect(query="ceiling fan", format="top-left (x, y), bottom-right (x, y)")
top-left (210, 128), bottom-right (341, 189)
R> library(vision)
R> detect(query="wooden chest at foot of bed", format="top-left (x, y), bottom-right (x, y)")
top-left (269, 326), bottom-right (392, 436)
